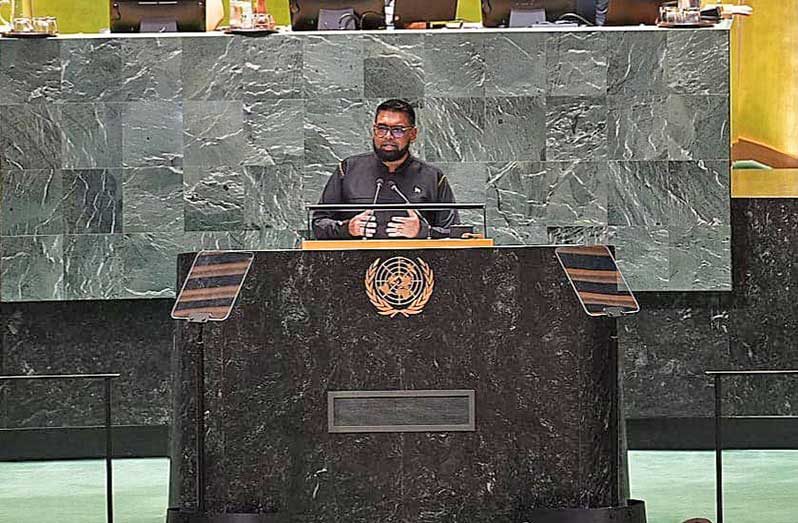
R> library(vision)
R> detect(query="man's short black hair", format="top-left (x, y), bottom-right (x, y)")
top-left (375, 99), bottom-right (416, 127)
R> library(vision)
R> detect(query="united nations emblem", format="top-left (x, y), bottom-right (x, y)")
top-left (364, 257), bottom-right (434, 317)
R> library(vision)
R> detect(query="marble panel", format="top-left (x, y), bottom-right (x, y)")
top-left (730, 200), bottom-right (798, 306)
top-left (0, 39), bottom-right (61, 103)
top-left (60, 39), bottom-right (123, 102)
top-left (245, 99), bottom-right (305, 166)
top-left (122, 166), bottom-right (184, 233)
top-left (488, 161), bottom-right (607, 229)
top-left (302, 163), bottom-right (336, 209)
top-left (0, 104), bottom-right (61, 170)
top-left (1, 235), bottom-right (64, 302)
top-left (304, 98), bottom-right (370, 167)
top-left (607, 161), bottom-right (671, 227)
top-left (546, 97), bottom-right (608, 162)
top-left (238, 229), bottom-right (303, 250)
top-left (667, 160), bottom-right (730, 227)
top-left (183, 231), bottom-right (259, 251)
top-left (121, 232), bottom-right (186, 299)
top-left (242, 163), bottom-right (305, 234)
top-left (62, 169), bottom-right (123, 234)
top-left (607, 96), bottom-right (669, 161)
top-left (546, 32), bottom-right (607, 96)
top-left (491, 223), bottom-right (549, 246)
top-left (0, 30), bottom-right (732, 300)
top-left (608, 225), bottom-right (669, 291)
top-left (184, 165), bottom-right (245, 232)
top-left (240, 36), bottom-right (303, 101)
top-left (620, 296), bottom-right (729, 418)
top-left (2, 169), bottom-right (64, 236)
top-left (303, 35), bottom-right (364, 99)
top-left (121, 101), bottom-right (183, 168)
top-left (424, 97), bottom-right (485, 163)
top-left (1, 299), bottom-right (173, 427)
top-left (548, 225), bottom-right (610, 246)
top-left (184, 101), bottom-right (247, 167)
top-left (181, 36), bottom-right (244, 101)
top-left (363, 34), bottom-right (424, 99)
top-left (63, 233), bottom-right (125, 300)
top-left (483, 97), bottom-right (546, 162)
top-left (171, 248), bottom-right (619, 514)
top-left (60, 103), bottom-right (124, 169)
top-left (666, 95), bottom-right (729, 161)
top-left (483, 33), bottom-right (547, 97)
top-left (119, 38), bottom-right (182, 101)
top-left (721, 374), bottom-right (798, 418)
top-left (424, 33), bottom-right (485, 98)
top-left (435, 162), bottom-right (489, 231)
top-left (668, 224), bottom-right (731, 291)
top-left (666, 30), bottom-right (730, 95)
top-left (607, 32), bottom-right (666, 95)
top-left (726, 200), bottom-right (798, 415)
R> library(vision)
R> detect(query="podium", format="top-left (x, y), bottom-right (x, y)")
top-left (169, 244), bottom-right (640, 522)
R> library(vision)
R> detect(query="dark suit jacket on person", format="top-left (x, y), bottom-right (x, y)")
top-left (312, 153), bottom-right (459, 240)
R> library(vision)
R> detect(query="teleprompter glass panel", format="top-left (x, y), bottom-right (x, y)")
top-left (555, 245), bottom-right (639, 317)
top-left (171, 250), bottom-right (254, 322)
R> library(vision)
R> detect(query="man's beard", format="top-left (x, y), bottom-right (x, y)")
top-left (373, 140), bottom-right (409, 162)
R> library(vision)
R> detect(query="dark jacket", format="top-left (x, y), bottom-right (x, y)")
top-left (312, 153), bottom-right (459, 240)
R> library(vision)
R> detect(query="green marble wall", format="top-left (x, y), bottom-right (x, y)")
top-left (0, 28), bottom-right (732, 301)
top-left (1, 1), bottom-right (482, 33)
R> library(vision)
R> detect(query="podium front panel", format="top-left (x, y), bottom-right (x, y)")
top-left (171, 246), bottom-right (620, 520)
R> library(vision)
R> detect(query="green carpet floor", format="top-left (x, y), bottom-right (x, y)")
top-left (0, 458), bottom-right (169, 523)
top-left (1, 451), bottom-right (796, 522)
top-left (629, 450), bottom-right (798, 523)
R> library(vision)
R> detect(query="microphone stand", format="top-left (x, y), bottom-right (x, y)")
top-left (364, 178), bottom-right (384, 240)
top-left (389, 182), bottom-right (432, 239)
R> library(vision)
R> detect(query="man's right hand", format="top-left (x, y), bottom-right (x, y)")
top-left (347, 210), bottom-right (377, 238)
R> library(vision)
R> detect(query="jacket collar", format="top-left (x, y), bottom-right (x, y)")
top-left (374, 152), bottom-right (415, 175)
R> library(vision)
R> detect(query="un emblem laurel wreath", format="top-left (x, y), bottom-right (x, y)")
top-left (365, 257), bottom-right (435, 318)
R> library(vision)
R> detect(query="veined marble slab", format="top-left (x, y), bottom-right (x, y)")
top-left (0, 25), bottom-right (732, 300)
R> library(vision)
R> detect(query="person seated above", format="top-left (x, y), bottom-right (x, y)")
top-left (312, 99), bottom-right (459, 240)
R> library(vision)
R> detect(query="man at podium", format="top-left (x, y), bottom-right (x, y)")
top-left (313, 99), bottom-right (460, 240)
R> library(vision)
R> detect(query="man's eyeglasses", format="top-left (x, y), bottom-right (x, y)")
top-left (373, 124), bottom-right (414, 139)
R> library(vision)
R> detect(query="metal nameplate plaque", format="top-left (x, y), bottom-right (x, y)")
top-left (328, 390), bottom-right (475, 433)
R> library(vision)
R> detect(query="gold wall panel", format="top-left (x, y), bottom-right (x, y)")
top-left (732, 2), bottom-right (798, 164)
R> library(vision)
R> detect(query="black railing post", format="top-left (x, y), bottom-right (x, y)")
top-left (0, 373), bottom-right (119, 523)
top-left (714, 374), bottom-right (723, 523)
top-left (705, 369), bottom-right (798, 523)
top-left (195, 323), bottom-right (207, 514)
top-left (104, 376), bottom-right (114, 523)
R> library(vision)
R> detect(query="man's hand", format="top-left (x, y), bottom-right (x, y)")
top-left (386, 210), bottom-right (421, 238)
top-left (347, 210), bottom-right (376, 238)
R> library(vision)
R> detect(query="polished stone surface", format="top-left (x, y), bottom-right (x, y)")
top-left (0, 28), bottom-right (731, 300)
top-left (622, 199), bottom-right (798, 420)
top-left (171, 246), bottom-right (621, 518)
top-left (0, 195), bottom-right (793, 454)
top-left (0, 299), bottom-right (173, 428)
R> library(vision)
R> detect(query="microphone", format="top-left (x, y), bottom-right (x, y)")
top-left (357, 178), bottom-right (382, 239)
top-left (372, 178), bottom-right (384, 204)
top-left (388, 181), bottom-right (431, 237)
top-left (388, 180), bottom-right (409, 203)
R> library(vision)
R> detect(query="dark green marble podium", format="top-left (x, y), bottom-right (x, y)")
top-left (170, 246), bottom-right (624, 521)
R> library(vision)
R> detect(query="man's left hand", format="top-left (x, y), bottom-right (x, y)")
top-left (386, 210), bottom-right (422, 238)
